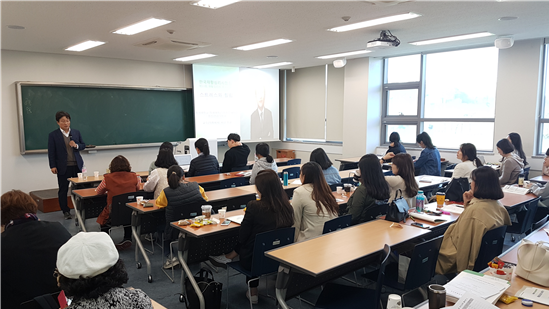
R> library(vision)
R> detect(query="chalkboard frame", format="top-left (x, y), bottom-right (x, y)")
top-left (16, 81), bottom-right (193, 154)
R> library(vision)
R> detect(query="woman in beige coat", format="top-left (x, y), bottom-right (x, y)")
top-left (436, 166), bottom-right (511, 274)
top-left (292, 162), bottom-right (339, 242)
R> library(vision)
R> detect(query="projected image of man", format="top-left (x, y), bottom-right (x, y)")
top-left (250, 86), bottom-right (273, 140)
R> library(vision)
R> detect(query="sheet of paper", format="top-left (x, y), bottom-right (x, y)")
top-left (291, 179), bottom-right (302, 185)
top-left (454, 292), bottom-right (499, 309)
top-left (442, 204), bottom-right (465, 214)
top-left (444, 270), bottom-right (509, 303)
top-left (502, 185), bottom-right (530, 195)
top-left (516, 286), bottom-right (549, 306)
top-left (335, 198), bottom-right (344, 202)
top-left (410, 212), bottom-right (450, 223)
top-left (227, 215), bottom-right (244, 224)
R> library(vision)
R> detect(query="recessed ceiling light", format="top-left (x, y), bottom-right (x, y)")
top-left (7, 25), bottom-right (25, 30)
top-left (174, 53), bottom-right (217, 62)
top-left (191, 0), bottom-right (240, 9)
top-left (113, 18), bottom-right (172, 35)
top-left (65, 40), bottom-right (106, 52)
top-left (328, 12), bottom-right (421, 32)
top-left (253, 62), bottom-right (292, 69)
top-left (266, 55), bottom-right (278, 58)
top-left (499, 16), bottom-right (518, 21)
top-left (317, 50), bottom-right (372, 59)
top-left (234, 39), bottom-right (292, 51)
top-left (409, 32), bottom-right (494, 46)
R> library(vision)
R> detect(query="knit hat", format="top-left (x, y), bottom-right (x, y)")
top-left (57, 232), bottom-right (119, 279)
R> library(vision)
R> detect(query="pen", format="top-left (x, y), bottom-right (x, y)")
top-left (410, 216), bottom-right (416, 222)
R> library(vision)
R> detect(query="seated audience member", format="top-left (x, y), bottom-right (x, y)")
top-left (187, 138), bottom-right (220, 177)
top-left (221, 133), bottom-right (250, 173)
top-left (96, 155), bottom-right (141, 250)
top-left (528, 148), bottom-right (549, 220)
top-left (310, 148), bottom-right (342, 185)
top-left (385, 132), bottom-right (406, 162)
top-left (1, 190), bottom-right (72, 308)
top-left (56, 232), bottom-right (153, 309)
top-left (143, 149), bottom-right (178, 199)
top-left (436, 166), bottom-right (511, 274)
top-left (156, 165), bottom-right (208, 269)
top-left (250, 143), bottom-right (277, 184)
top-left (508, 132), bottom-right (529, 168)
top-left (149, 142), bottom-right (173, 173)
top-left (344, 154), bottom-right (390, 225)
top-left (381, 153), bottom-right (418, 207)
top-left (292, 162), bottom-right (339, 242)
top-left (453, 143), bottom-right (483, 181)
top-left (209, 170), bottom-right (294, 304)
top-left (414, 132), bottom-right (441, 176)
top-left (544, 148), bottom-right (549, 176)
top-left (496, 138), bottom-right (524, 185)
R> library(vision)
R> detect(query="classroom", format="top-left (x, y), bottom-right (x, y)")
top-left (2, 1), bottom-right (549, 309)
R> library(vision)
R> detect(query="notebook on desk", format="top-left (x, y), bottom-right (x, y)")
top-left (227, 215), bottom-right (244, 224)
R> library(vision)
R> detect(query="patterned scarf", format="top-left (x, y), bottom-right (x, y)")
top-left (4, 213), bottom-right (38, 231)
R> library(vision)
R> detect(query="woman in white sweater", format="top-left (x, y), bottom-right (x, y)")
top-left (453, 143), bottom-right (483, 181)
top-left (143, 149), bottom-right (177, 199)
top-left (292, 162), bottom-right (339, 242)
top-left (383, 153), bottom-right (419, 207)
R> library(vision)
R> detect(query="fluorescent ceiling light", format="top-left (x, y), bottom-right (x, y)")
top-left (328, 12), bottom-right (421, 32)
top-left (234, 39), bottom-right (292, 51)
top-left (113, 18), bottom-right (172, 35)
top-left (409, 32), bottom-right (494, 45)
top-left (253, 62), bottom-right (292, 69)
top-left (174, 53), bottom-right (217, 62)
top-left (317, 50), bottom-right (372, 59)
top-left (191, 0), bottom-right (240, 9)
top-left (65, 40), bottom-right (106, 52)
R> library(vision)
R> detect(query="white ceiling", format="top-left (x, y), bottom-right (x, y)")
top-left (2, 1), bottom-right (549, 69)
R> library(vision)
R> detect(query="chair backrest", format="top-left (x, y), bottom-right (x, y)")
top-left (195, 170), bottom-right (219, 176)
top-left (111, 191), bottom-right (153, 226)
top-left (532, 214), bottom-right (549, 231)
top-left (213, 193), bottom-right (256, 211)
top-left (281, 167), bottom-right (300, 179)
top-left (322, 215), bottom-right (352, 234)
top-left (339, 162), bottom-right (358, 171)
top-left (363, 202), bottom-right (388, 223)
top-left (231, 165), bottom-right (251, 172)
top-left (250, 227), bottom-right (295, 277)
top-left (374, 244), bottom-right (392, 309)
top-left (524, 167), bottom-right (531, 180)
top-left (164, 201), bottom-right (204, 241)
top-left (507, 197), bottom-right (540, 235)
top-left (404, 236), bottom-right (444, 290)
top-left (286, 159), bottom-right (301, 165)
top-left (219, 177), bottom-right (249, 189)
top-left (329, 183), bottom-right (343, 192)
top-left (473, 225), bottom-right (507, 271)
top-left (20, 292), bottom-right (61, 309)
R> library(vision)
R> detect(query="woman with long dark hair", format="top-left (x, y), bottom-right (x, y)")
top-left (187, 138), bottom-right (220, 176)
top-left (385, 132), bottom-right (406, 162)
top-left (143, 149), bottom-right (179, 199)
top-left (414, 132), bottom-right (441, 176)
top-left (385, 153), bottom-right (418, 207)
top-left (209, 169), bottom-right (294, 303)
top-left (148, 142), bottom-right (173, 173)
top-left (344, 154), bottom-right (390, 225)
top-left (508, 133), bottom-right (528, 167)
top-left (310, 148), bottom-right (341, 185)
top-left (453, 143), bottom-right (483, 181)
top-left (496, 138), bottom-right (524, 185)
top-left (292, 162), bottom-right (339, 242)
top-left (436, 166), bottom-right (511, 274)
top-left (249, 143), bottom-right (277, 184)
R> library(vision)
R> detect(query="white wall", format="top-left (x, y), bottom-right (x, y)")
top-left (1, 50), bottom-right (192, 194)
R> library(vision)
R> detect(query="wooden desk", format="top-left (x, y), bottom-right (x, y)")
top-left (69, 171), bottom-right (148, 187)
top-left (500, 192), bottom-right (538, 213)
top-left (530, 175), bottom-right (549, 183)
top-left (247, 157), bottom-right (293, 166)
top-left (266, 220), bottom-right (431, 308)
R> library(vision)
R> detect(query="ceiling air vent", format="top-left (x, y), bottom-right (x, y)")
top-left (134, 38), bottom-right (210, 51)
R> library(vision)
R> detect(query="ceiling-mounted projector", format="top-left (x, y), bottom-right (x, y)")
top-left (367, 30), bottom-right (400, 50)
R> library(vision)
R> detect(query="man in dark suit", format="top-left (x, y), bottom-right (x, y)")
top-left (48, 111), bottom-right (86, 219)
top-left (250, 87), bottom-right (274, 140)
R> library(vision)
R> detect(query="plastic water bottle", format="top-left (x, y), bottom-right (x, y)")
top-left (231, 182), bottom-right (236, 188)
top-left (82, 164), bottom-right (87, 178)
top-left (283, 171), bottom-right (289, 186)
top-left (416, 190), bottom-right (425, 213)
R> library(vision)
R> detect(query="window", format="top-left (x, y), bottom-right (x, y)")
top-left (538, 43), bottom-right (549, 154)
top-left (382, 47), bottom-right (499, 151)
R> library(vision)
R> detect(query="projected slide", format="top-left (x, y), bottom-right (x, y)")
top-left (193, 64), bottom-right (279, 142)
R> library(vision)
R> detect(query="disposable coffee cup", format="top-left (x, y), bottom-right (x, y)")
top-left (344, 183), bottom-right (352, 192)
top-left (136, 196), bottom-right (144, 205)
top-left (387, 294), bottom-right (402, 309)
top-left (201, 205), bottom-right (212, 219)
top-left (94, 171), bottom-right (100, 178)
top-left (336, 186), bottom-right (343, 194)
top-left (428, 284), bottom-right (446, 309)
top-left (77, 173), bottom-right (83, 179)
top-left (219, 209), bottom-right (226, 218)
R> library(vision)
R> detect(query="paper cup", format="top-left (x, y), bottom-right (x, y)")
top-left (336, 186), bottom-right (343, 194)
top-left (77, 173), bottom-right (83, 179)
top-left (219, 209), bottom-right (226, 218)
top-left (94, 171), bottom-right (99, 178)
top-left (136, 196), bottom-right (144, 205)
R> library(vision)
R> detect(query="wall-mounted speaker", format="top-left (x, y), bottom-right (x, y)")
top-left (495, 37), bottom-right (514, 49)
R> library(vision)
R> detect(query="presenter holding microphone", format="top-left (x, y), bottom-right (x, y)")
top-left (48, 111), bottom-right (86, 219)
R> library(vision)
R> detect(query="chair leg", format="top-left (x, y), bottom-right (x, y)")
top-left (226, 267), bottom-right (230, 309)
top-left (511, 234), bottom-right (516, 242)
top-left (246, 277), bottom-right (260, 309)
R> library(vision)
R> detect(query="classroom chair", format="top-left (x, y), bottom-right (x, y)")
top-left (322, 215), bottom-right (352, 234)
top-left (314, 244), bottom-right (391, 309)
top-left (281, 166), bottom-right (300, 179)
top-left (339, 162), bottom-right (358, 171)
top-left (20, 292), bottom-right (61, 309)
top-left (362, 236), bottom-right (443, 292)
top-left (213, 193), bottom-right (256, 211)
top-left (523, 166), bottom-right (531, 180)
top-left (219, 177), bottom-right (248, 189)
top-left (362, 202), bottom-right (389, 223)
top-left (195, 170), bottom-right (220, 176)
top-left (473, 225), bottom-right (508, 272)
top-left (507, 197), bottom-right (540, 241)
top-left (286, 158), bottom-right (301, 165)
top-left (231, 166), bottom-right (251, 172)
top-left (329, 183), bottom-right (343, 191)
top-left (528, 214), bottom-right (548, 235)
top-left (226, 227), bottom-right (295, 309)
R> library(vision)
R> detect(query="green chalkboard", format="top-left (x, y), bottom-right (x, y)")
top-left (18, 83), bottom-right (195, 153)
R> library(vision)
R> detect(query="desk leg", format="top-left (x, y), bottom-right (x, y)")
top-left (131, 210), bottom-right (152, 283)
top-left (72, 195), bottom-right (87, 232)
top-left (275, 265), bottom-right (291, 309)
top-left (177, 233), bottom-right (205, 309)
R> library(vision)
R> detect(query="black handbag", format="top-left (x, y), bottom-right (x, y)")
top-left (445, 177), bottom-right (470, 202)
top-left (385, 189), bottom-right (410, 223)
top-left (184, 268), bottom-right (223, 309)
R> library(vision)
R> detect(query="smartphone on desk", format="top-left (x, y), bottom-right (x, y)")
top-left (411, 222), bottom-right (429, 229)
top-left (221, 220), bottom-right (231, 226)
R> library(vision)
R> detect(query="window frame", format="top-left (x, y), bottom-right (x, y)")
top-left (536, 43), bottom-right (549, 155)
